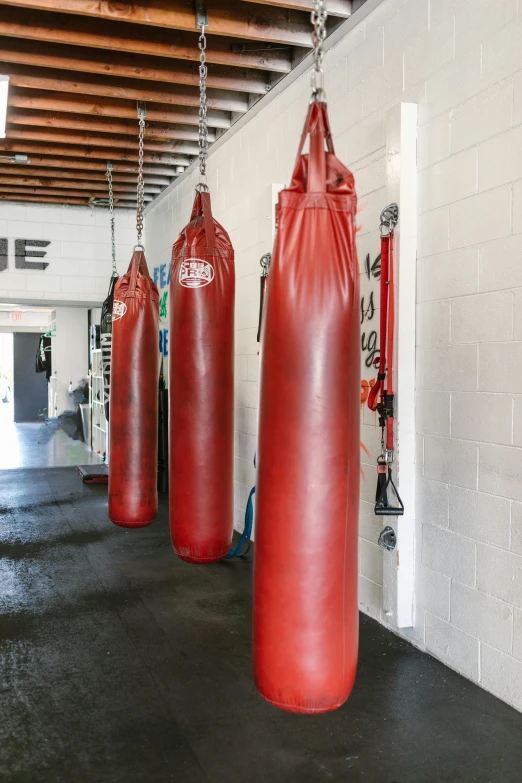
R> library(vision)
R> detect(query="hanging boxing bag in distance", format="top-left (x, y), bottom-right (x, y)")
top-left (100, 272), bottom-right (119, 421)
top-left (169, 190), bottom-right (235, 563)
top-left (254, 101), bottom-right (360, 714)
top-left (109, 250), bottom-right (160, 528)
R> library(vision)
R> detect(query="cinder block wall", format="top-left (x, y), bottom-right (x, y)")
top-left (146, 0), bottom-right (522, 711)
top-left (0, 203), bottom-right (137, 304)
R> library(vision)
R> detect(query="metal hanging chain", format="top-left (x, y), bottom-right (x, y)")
top-left (311, 0), bottom-right (328, 100)
top-left (198, 24), bottom-right (209, 189)
top-left (105, 161), bottom-right (117, 276)
top-left (136, 102), bottom-right (146, 247)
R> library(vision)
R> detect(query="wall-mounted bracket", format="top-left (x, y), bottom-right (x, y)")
top-left (137, 101), bottom-right (147, 120)
top-left (194, 0), bottom-right (208, 29)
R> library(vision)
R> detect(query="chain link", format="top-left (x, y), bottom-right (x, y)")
top-left (136, 105), bottom-right (146, 246)
top-left (105, 162), bottom-right (117, 275)
top-left (198, 25), bottom-right (209, 187)
top-left (311, 0), bottom-right (328, 99)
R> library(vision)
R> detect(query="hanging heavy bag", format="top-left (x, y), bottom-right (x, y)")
top-left (254, 100), bottom-right (360, 714)
top-left (109, 249), bottom-right (160, 528)
top-left (169, 190), bottom-right (235, 563)
top-left (100, 273), bottom-right (118, 421)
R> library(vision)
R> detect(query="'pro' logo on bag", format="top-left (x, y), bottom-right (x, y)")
top-left (179, 258), bottom-right (214, 289)
top-left (112, 300), bottom-right (127, 321)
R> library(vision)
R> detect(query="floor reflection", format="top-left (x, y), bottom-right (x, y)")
top-left (0, 402), bottom-right (100, 470)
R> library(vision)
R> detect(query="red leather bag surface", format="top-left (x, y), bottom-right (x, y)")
top-left (109, 250), bottom-right (160, 528)
top-left (254, 101), bottom-right (360, 714)
top-left (169, 191), bottom-right (235, 563)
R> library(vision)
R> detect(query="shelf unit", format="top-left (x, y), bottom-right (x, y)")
top-left (90, 349), bottom-right (107, 461)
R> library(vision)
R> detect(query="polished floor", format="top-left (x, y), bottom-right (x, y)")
top-left (2, 468), bottom-right (522, 782)
top-left (0, 402), bottom-right (99, 469)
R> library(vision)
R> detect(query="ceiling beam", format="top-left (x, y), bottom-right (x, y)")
top-left (0, 0), bottom-right (314, 47)
top-left (7, 112), bottom-right (217, 142)
top-left (0, 193), bottom-right (137, 207)
top-left (0, 39), bottom-right (272, 95)
top-left (0, 7), bottom-right (293, 72)
top-left (0, 164), bottom-right (172, 186)
top-left (3, 127), bottom-right (199, 155)
top-left (0, 185), bottom-right (154, 200)
top-left (0, 141), bottom-right (191, 166)
top-left (0, 154), bottom-right (176, 176)
top-left (9, 89), bottom-right (231, 129)
top-left (1, 64), bottom-right (250, 113)
top-left (241, 0), bottom-right (351, 15)
top-left (0, 175), bottom-right (161, 194)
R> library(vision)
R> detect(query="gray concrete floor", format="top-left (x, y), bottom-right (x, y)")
top-left (0, 401), bottom-right (100, 469)
top-left (2, 467), bottom-right (522, 782)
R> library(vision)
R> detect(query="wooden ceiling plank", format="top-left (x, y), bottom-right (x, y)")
top-left (0, 0), bottom-right (314, 47)
top-left (0, 175), bottom-right (161, 193)
top-left (241, 0), bottom-right (351, 16)
top-left (0, 154), bottom-right (176, 176)
top-left (3, 126), bottom-right (200, 155)
top-left (0, 184), bottom-right (154, 200)
top-left (9, 89), bottom-right (232, 129)
top-left (0, 7), bottom-right (293, 72)
top-left (2, 65), bottom-right (250, 113)
top-left (0, 141), bottom-right (190, 166)
top-left (7, 111), bottom-right (217, 142)
top-left (0, 193), bottom-right (89, 204)
top-left (0, 164), bottom-right (172, 185)
top-left (0, 38), bottom-right (272, 95)
top-left (0, 193), bottom-right (139, 207)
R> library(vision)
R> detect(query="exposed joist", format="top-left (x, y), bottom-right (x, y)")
top-left (0, 193), bottom-right (138, 207)
top-left (241, 0), bottom-right (351, 16)
top-left (9, 90), bottom-right (231, 129)
top-left (0, 141), bottom-right (190, 166)
top-left (0, 38), bottom-right (272, 95)
top-left (0, 7), bottom-right (293, 72)
top-left (0, 175), bottom-right (161, 194)
top-left (3, 127), bottom-right (199, 155)
top-left (2, 64), bottom-right (250, 113)
top-left (7, 111), bottom-right (217, 143)
top-left (0, 164), bottom-right (172, 186)
top-left (0, 185), bottom-right (154, 200)
top-left (0, 0), bottom-right (314, 47)
top-left (0, 155), bottom-right (176, 176)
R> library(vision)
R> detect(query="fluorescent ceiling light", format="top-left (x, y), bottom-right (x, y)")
top-left (0, 75), bottom-right (9, 139)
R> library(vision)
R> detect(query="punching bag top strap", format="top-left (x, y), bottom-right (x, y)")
top-left (128, 250), bottom-right (152, 292)
top-left (191, 189), bottom-right (217, 250)
top-left (294, 102), bottom-right (335, 194)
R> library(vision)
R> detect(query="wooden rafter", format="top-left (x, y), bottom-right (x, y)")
top-left (0, 156), bottom-right (176, 176)
top-left (0, 164), bottom-right (172, 185)
top-left (0, 0), bottom-right (315, 46)
top-left (0, 175), bottom-right (162, 194)
top-left (5, 127), bottom-right (199, 155)
top-left (0, 39), bottom-right (272, 95)
top-left (7, 111), bottom-right (217, 143)
top-left (241, 0), bottom-right (351, 15)
top-left (0, 8), bottom-right (294, 73)
top-left (0, 141), bottom-right (190, 166)
top-left (0, 184), bottom-right (154, 200)
top-left (9, 90), bottom-right (232, 129)
top-left (2, 65), bottom-right (250, 113)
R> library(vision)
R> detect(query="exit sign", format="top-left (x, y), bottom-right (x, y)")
top-left (11, 312), bottom-right (22, 322)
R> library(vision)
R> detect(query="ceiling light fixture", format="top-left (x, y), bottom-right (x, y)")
top-left (0, 75), bottom-right (9, 139)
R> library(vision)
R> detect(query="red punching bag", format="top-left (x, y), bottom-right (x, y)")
top-left (254, 100), bottom-right (360, 713)
top-left (109, 249), bottom-right (160, 527)
top-left (169, 190), bottom-right (235, 563)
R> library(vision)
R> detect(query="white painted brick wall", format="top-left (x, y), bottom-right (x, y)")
top-left (143, 0), bottom-right (522, 713)
top-left (0, 202), bottom-right (139, 305)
